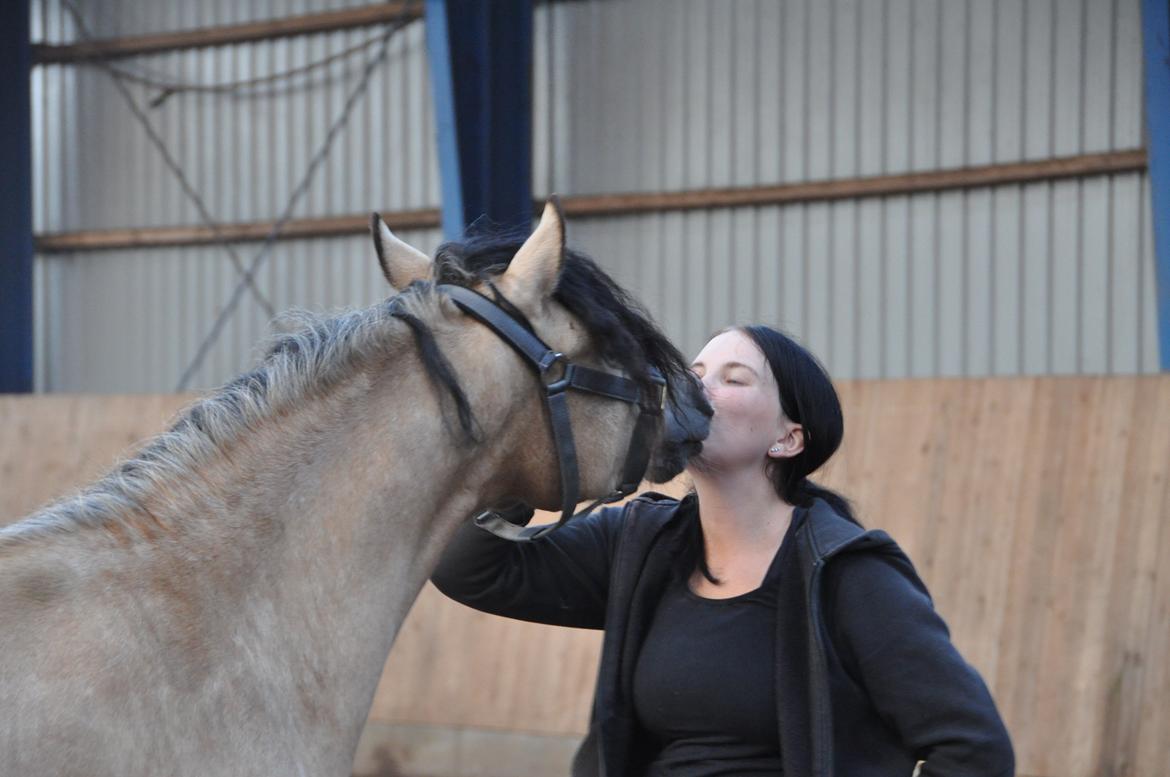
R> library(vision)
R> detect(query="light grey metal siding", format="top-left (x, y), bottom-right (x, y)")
top-left (31, 0), bottom-right (439, 392)
top-left (31, 0), bottom-right (1159, 393)
top-left (534, 0), bottom-right (1157, 373)
top-left (564, 174), bottom-right (1158, 380)
top-left (33, 0), bottom-right (437, 234)
top-left (536, 0), bottom-right (1144, 189)
top-left (34, 231), bottom-right (442, 393)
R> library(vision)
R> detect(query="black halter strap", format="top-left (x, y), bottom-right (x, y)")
top-left (438, 284), bottom-right (665, 542)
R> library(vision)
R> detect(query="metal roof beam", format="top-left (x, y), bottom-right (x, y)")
top-left (33, 3), bottom-right (423, 64)
top-left (426, 0), bottom-right (533, 238)
top-left (1, 0), bottom-right (33, 392)
top-left (1143, 0), bottom-right (1170, 370)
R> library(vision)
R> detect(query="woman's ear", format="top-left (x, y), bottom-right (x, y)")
top-left (767, 425), bottom-right (805, 459)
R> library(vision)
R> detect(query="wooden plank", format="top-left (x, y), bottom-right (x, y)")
top-left (558, 150), bottom-right (1149, 216)
top-left (1126, 378), bottom-right (1170, 772)
top-left (352, 721), bottom-right (581, 777)
top-left (32, 3), bottom-right (424, 64)
top-left (0, 395), bottom-right (192, 526)
top-left (33, 151), bottom-right (1147, 254)
top-left (34, 210), bottom-right (441, 253)
top-left (4, 379), bottom-right (1170, 776)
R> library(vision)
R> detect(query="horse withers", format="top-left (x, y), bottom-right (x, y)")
top-left (0, 199), bottom-right (711, 777)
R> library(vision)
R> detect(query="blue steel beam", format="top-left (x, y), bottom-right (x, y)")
top-left (425, 0), bottom-right (465, 240)
top-left (1145, 0), bottom-right (1170, 370)
top-left (0, 0), bottom-right (33, 392)
top-left (425, 0), bottom-right (533, 239)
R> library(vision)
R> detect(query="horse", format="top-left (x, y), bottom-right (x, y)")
top-left (0, 199), bottom-right (712, 777)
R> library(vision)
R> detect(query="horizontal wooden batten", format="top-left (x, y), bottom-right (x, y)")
top-left (562, 148), bottom-right (1149, 216)
top-left (35, 150), bottom-right (1147, 253)
top-left (33, 2), bottom-right (424, 64)
top-left (35, 210), bottom-right (442, 253)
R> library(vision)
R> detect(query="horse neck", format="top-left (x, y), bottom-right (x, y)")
top-left (121, 359), bottom-right (517, 745)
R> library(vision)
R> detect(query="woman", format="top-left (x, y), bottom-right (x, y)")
top-left (432, 326), bottom-right (1015, 777)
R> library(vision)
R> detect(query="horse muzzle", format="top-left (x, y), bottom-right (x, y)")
top-left (645, 380), bottom-right (711, 482)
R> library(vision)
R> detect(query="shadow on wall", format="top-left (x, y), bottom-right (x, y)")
top-left (352, 746), bottom-right (406, 777)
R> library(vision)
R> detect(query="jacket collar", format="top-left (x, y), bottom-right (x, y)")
top-left (801, 496), bottom-right (897, 563)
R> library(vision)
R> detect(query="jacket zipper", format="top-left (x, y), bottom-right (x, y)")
top-left (807, 557), bottom-right (834, 777)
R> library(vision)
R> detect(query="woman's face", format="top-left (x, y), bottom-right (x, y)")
top-left (687, 329), bottom-right (801, 475)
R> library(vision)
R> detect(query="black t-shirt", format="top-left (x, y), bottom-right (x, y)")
top-left (632, 509), bottom-right (804, 776)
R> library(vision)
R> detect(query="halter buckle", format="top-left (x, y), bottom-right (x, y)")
top-left (539, 352), bottom-right (571, 393)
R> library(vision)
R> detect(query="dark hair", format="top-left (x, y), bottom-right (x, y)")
top-left (433, 223), bottom-right (692, 394)
top-left (388, 219), bottom-right (691, 442)
top-left (687, 325), bottom-right (859, 585)
top-left (739, 325), bottom-right (857, 525)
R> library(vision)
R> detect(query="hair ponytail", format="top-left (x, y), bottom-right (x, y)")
top-left (793, 477), bottom-right (858, 527)
top-left (741, 325), bottom-right (861, 528)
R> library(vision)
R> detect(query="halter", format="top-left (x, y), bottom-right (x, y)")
top-left (438, 284), bottom-right (666, 542)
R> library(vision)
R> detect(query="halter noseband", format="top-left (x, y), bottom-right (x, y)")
top-left (438, 284), bottom-right (665, 542)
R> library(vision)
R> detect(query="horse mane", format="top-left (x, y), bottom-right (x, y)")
top-left (376, 221), bottom-right (692, 447)
top-left (400, 224), bottom-right (691, 441)
top-left (2, 226), bottom-right (689, 545)
top-left (1, 303), bottom-right (409, 545)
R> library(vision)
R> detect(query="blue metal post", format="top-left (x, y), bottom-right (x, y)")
top-left (1144, 0), bottom-right (1170, 370)
top-left (425, 0), bottom-right (533, 239)
top-left (0, 0), bottom-right (33, 392)
top-left (425, 0), bottom-right (466, 240)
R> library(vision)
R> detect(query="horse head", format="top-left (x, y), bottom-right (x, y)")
top-left (370, 198), bottom-right (711, 518)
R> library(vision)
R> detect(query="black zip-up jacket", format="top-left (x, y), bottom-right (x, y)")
top-left (431, 493), bottom-right (1015, 777)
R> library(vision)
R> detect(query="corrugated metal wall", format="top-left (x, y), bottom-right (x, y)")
top-left (534, 0), bottom-right (1158, 376)
top-left (31, 0), bottom-right (442, 392)
top-left (31, 0), bottom-right (1159, 392)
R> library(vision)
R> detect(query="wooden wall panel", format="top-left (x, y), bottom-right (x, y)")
top-left (0, 394), bottom-right (192, 525)
top-left (2, 379), bottom-right (1169, 777)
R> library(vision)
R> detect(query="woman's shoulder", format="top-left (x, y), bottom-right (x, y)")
top-left (799, 497), bottom-right (900, 561)
top-left (796, 498), bottom-right (930, 599)
top-left (821, 535), bottom-right (935, 620)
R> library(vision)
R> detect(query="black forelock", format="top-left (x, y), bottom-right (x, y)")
top-left (432, 226), bottom-right (691, 397)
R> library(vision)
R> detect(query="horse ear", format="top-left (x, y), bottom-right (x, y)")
top-left (370, 213), bottom-right (431, 291)
top-left (501, 197), bottom-right (565, 308)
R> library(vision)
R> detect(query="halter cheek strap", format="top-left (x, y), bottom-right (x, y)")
top-left (437, 284), bottom-right (665, 542)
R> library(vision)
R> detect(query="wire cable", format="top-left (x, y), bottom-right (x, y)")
top-left (57, 1), bottom-right (414, 390)
top-left (173, 21), bottom-right (405, 391)
top-left (97, 29), bottom-right (397, 108)
top-left (64, 0), bottom-right (277, 319)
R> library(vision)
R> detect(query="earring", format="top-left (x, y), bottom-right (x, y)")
top-left (769, 446), bottom-right (781, 453)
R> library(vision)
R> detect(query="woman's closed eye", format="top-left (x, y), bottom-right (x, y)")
top-left (690, 362), bottom-right (754, 385)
